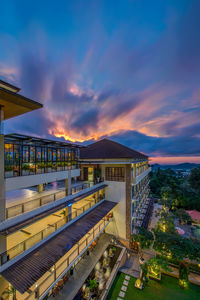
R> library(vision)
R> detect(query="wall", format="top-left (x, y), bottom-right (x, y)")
top-left (102, 164), bottom-right (127, 240)
top-left (6, 169), bottom-right (80, 191)
top-left (0, 135), bottom-right (5, 221)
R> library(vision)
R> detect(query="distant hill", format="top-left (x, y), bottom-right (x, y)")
top-left (151, 163), bottom-right (200, 170)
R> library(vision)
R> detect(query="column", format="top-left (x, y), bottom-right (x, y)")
top-left (65, 205), bottom-right (72, 222)
top-left (37, 184), bottom-right (43, 193)
top-left (0, 107), bottom-right (6, 264)
top-left (0, 108), bottom-right (6, 221)
top-left (67, 169), bottom-right (71, 195)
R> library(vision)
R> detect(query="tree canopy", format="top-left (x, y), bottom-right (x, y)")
top-left (150, 167), bottom-right (200, 211)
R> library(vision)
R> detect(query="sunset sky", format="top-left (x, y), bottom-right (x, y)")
top-left (0, 0), bottom-right (200, 164)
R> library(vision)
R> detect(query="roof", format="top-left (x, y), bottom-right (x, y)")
top-left (0, 84), bottom-right (42, 120)
top-left (5, 133), bottom-right (81, 148)
top-left (186, 210), bottom-right (200, 222)
top-left (1, 200), bottom-right (117, 294)
top-left (0, 184), bottom-right (108, 236)
top-left (80, 138), bottom-right (148, 160)
top-left (0, 79), bottom-right (20, 93)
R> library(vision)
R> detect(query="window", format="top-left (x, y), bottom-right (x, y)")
top-left (105, 167), bottom-right (125, 182)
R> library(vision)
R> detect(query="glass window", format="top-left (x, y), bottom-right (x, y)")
top-left (105, 167), bottom-right (125, 181)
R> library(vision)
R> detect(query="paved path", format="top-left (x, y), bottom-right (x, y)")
top-left (52, 233), bottom-right (112, 300)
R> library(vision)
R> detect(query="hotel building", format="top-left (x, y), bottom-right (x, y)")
top-left (0, 80), bottom-right (151, 299)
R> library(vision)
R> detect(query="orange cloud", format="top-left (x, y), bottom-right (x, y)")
top-left (150, 156), bottom-right (200, 165)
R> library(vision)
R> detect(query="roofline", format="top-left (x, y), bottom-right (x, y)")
top-left (5, 133), bottom-right (82, 148)
top-left (0, 87), bottom-right (43, 108)
top-left (0, 79), bottom-right (21, 92)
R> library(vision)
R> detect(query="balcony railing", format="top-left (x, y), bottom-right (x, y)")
top-left (21, 216), bottom-right (112, 300)
top-left (6, 182), bottom-right (91, 219)
top-left (133, 167), bottom-right (151, 185)
top-left (1, 197), bottom-right (105, 265)
top-left (5, 162), bottom-right (79, 178)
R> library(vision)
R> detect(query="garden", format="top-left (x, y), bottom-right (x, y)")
top-left (75, 245), bottom-right (122, 299)
top-left (106, 272), bottom-right (200, 300)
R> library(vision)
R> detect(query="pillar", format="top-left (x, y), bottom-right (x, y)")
top-left (37, 184), bottom-right (43, 193)
top-left (0, 108), bottom-right (6, 263)
top-left (65, 205), bottom-right (72, 222)
top-left (0, 108), bottom-right (6, 221)
top-left (125, 165), bottom-right (131, 242)
top-left (66, 169), bottom-right (71, 196)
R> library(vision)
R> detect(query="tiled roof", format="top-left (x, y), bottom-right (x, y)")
top-left (186, 210), bottom-right (200, 221)
top-left (1, 200), bottom-right (117, 294)
top-left (80, 138), bottom-right (148, 160)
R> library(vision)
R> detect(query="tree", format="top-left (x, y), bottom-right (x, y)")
top-left (153, 230), bottom-right (200, 262)
top-left (131, 228), bottom-right (154, 252)
top-left (156, 209), bottom-right (176, 234)
top-left (175, 208), bottom-right (192, 224)
top-left (140, 258), bottom-right (171, 282)
top-left (179, 261), bottom-right (189, 288)
top-left (189, 168), bottom-right (200, 194)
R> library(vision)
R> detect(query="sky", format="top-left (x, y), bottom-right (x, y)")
top-left (0, 0), bottom-right (200, 164)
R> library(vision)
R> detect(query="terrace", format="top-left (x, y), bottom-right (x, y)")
top-left (5, 181), bottom-right (91, 219)
top-left (1, 201), bottom-right (117, 300)
top-left (0, 185), bottom-right (107, 265)
top-left (4, 134), bottom-right (81, 178)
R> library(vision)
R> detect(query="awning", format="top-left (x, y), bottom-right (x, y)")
top-left (1, 200), bottom-right (117, 294)
top-left (0, 184), bottom-right (108, 236)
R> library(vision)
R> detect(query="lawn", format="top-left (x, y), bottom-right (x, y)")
top-left (106, 272), bottom-right (200, 300)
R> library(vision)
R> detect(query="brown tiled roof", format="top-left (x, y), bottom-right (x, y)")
top-left (80, 138), bottom-right (148, 160)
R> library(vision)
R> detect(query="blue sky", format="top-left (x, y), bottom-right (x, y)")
top-left (0, 0), bottom-right (200, 164)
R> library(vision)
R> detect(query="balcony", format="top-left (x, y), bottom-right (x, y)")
top-left (1, 201), bottom-right (117, 299)
top-left (0, 185), bottom-right (107, 265)
top-left (133, 167), bottom-right (151, 185)
top-left (6, 182), bottom-right (91, 219)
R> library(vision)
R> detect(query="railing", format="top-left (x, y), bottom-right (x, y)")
top-left (1, 196), bottom-right (105, 265)
top-left (132, 180), bottom-right (150, 200)
top-left (5, 162), bottom-right (80, 178)
top-left (133, 167), bottom-right (151, 185)
top-left (22, 216), bottom-right (112, 300)
top-left (6, 182), bottom-right (91, 219)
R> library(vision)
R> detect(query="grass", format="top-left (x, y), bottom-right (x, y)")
top-left (106, 272), bottom-right (200, 300)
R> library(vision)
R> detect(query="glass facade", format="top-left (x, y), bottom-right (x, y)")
top-left (4, 134), bottom-right (80, 178)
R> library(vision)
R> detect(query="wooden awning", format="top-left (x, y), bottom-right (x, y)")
top-left (1, 200), bottom-right (117, 294)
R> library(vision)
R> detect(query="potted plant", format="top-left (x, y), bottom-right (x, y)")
top-left (22, 164), bottom-right (30, 176)
top-left (2, 286), bottom-right (16, 300)
top-left (47, 162), bottom-right (52, 172)
top-left (94, 169), bottom-right (101, 183)
top-left (5, 166), bottom-right (13, 178)
top-left (88, 279), bottom-right (98, 292)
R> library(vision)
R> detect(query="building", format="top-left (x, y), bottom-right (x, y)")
top-left (80, 138), bottom-right (152, 243)
top-left (0, 80), bottom-right (151, 299)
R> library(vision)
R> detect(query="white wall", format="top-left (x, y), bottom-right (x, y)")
top-left (104, 180), bottom-right (126, 240)
top-left (6, 169), bottom-right (80, 191)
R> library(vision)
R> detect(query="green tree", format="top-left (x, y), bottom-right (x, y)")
top-left (131, 228), bottom-right (154, 252)
top-left (189, 168), bottom-right (200, 194)
top-left (175, 208), bottom-right (192, 224)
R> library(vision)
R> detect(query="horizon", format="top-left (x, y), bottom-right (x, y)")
top-left (0, 0), bottom-right (200, 164)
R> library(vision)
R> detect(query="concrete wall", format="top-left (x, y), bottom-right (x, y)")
top-left (6, 168), bottom-right (80, 191)
top-left (0, 135), bottom-right (5, 221)
top-left (104, 179), bottom-right (126, 240)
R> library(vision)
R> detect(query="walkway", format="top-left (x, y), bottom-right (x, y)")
top-left (53, 233), bottom-right (112, 300)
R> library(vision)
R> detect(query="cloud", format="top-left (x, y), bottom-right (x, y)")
top-left (0, 0), bottom-right (199, 161)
